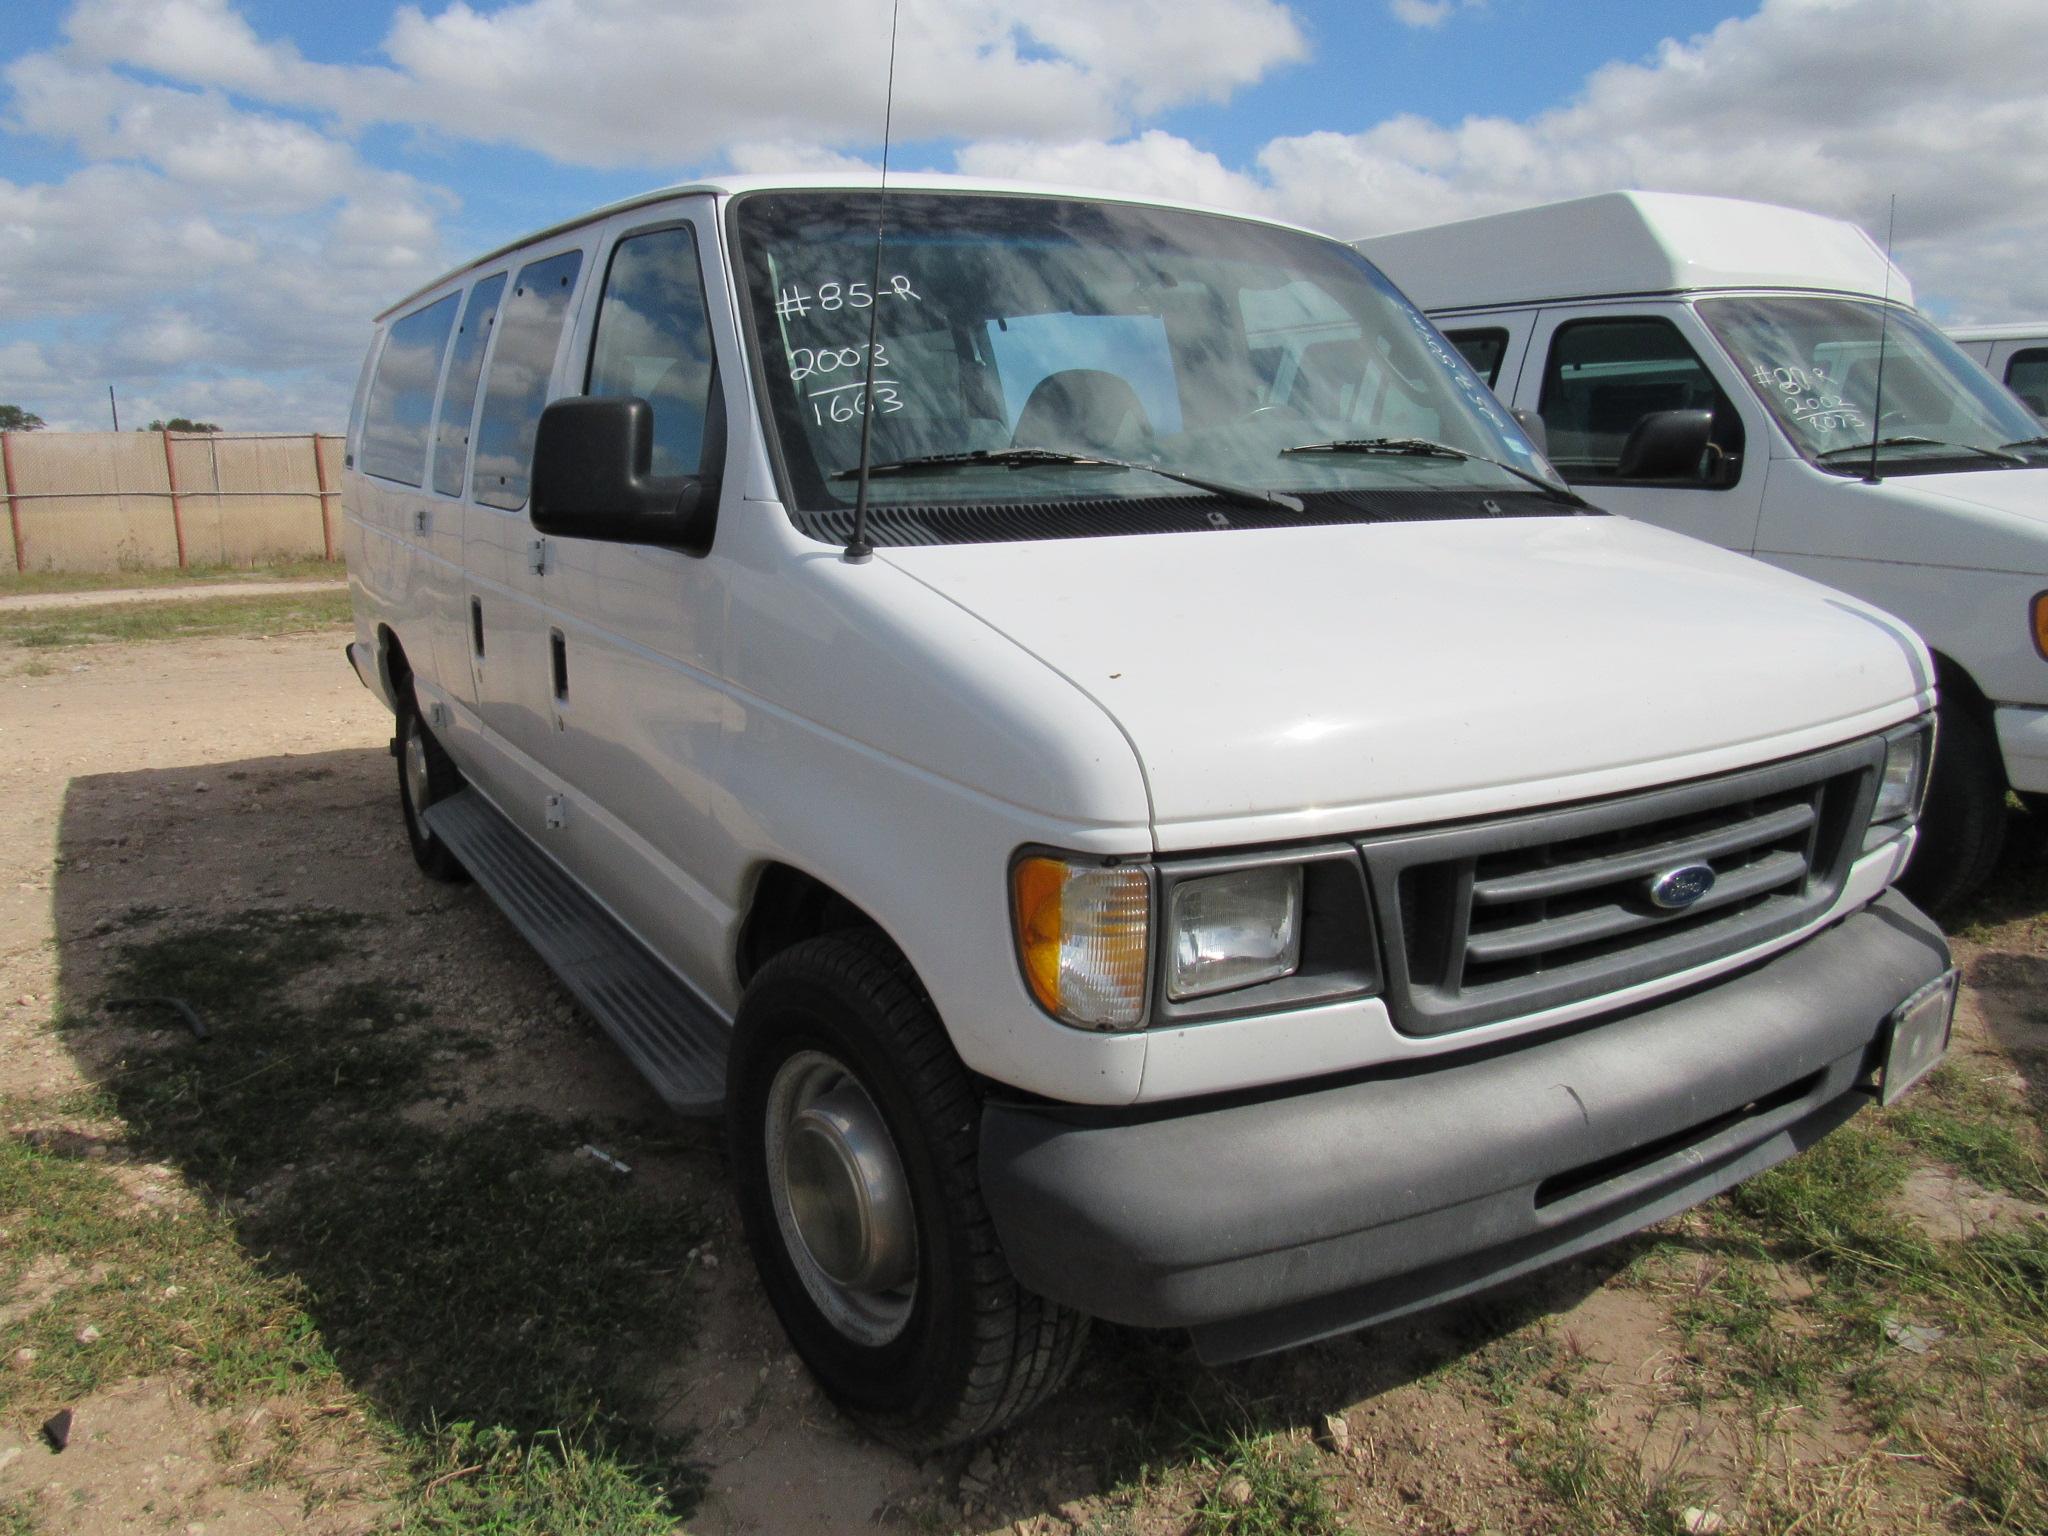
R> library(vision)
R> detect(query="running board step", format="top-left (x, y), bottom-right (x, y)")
top-left (423, 789), bottom-right (728, 1115)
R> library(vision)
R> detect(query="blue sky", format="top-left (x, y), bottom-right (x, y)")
top-left (2, 0), bottom-right (2043, 430)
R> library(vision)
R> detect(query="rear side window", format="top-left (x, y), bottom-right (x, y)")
top-left (472, 250), bottom-right (584, 510)
top-left (360, 295), bottom-right (458, 486)
top-left (2006, 347), bottom-right (2048, 418)
top-left (1537, 317), bottom-right (1741, 485)
top-left (1444, 327), bottom-right (1509, 388)
top-left (585, 227), bottom-right (716, 476)
top-left (433, 273), bottom-right (508, 498)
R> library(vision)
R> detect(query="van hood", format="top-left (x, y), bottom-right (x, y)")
top-left (1777, 464), bottom-right (2048, 578)
top-left (1889, 465), bottom-right (2048, 536)
top-left (881, 515), bottom-right (1930, 851)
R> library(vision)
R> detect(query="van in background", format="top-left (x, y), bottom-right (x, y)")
top-left (1359, 191), bottom-right (2048, 910)
top-left (1948, 323), bottom-right (2048, 420)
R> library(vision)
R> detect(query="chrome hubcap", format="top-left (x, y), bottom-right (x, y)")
top-left (765, 1051), bottom-right (916, 1345)
top-left (403, 719), bottom-right (433, 814)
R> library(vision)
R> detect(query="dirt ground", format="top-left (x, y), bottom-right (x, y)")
top-left (0, 629), bottom-right (2041, 1535)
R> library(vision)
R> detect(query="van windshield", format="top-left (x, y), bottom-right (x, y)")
top-left (729, 190), bottom-right (1565, 543)
top-left (1699, 296), bottom-right (2048, 476)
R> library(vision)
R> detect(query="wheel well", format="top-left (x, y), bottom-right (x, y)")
top-left (736, 865), bottom-right (885, 987)
top-left (1929, 650), bottom-right (1992, 723)
top-left (378, 626), bottom-right (412, 707)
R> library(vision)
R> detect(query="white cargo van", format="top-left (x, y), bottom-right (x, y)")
top-left (1359, 192), bottom-right (2048, 909)
top-left (1948, 323), bottom-right (2048, 420)
top-left (344, 174), bottom-right (1954, 1448)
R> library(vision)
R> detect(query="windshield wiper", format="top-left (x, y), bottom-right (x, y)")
top-left (1998, 435), bottom-right (2048, 452)
top-left (832, 447), bottom-right (1304, 514)
top-left (1282, 438), bottom-right (1590, 508)
top-left (1816, 435), bottom-right (2026, 466)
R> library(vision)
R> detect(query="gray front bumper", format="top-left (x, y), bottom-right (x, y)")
top-left (979, 892), bottom-right (1950, 1363)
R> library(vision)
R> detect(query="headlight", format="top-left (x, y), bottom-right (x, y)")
top-left (2031, 590), bottom-right (2047, 661)
top-left (1011, 856), bottom-right (1150, 1029)
top-left (1874, 722), bottom-right (1931, 825)
top-left (1166, 866), bottom-right (1303, 1001)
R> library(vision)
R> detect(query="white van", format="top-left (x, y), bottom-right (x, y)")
top-left (1948, 323), bottom-right (2048, 421)
top-left (1358, 192), bottom-right (2048, 910)
top-left (343, 174), bottom-right (1954, 1448)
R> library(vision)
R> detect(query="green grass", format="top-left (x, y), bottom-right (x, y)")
top-left (1184, 1435), bottom-right (1348, 1536)
top-left (1887, 1062), bottom-right (2047, 1202)
top-left (3, 908), bottom-right (706, 1531)
top-left (1689, 1108), bottom-right (2048, 1534)
top-left (0, 590), bottom-right (352, 649)
top-left (1506, 1383), bottom-right (1696, 1536)
top-left (0, 559), bottom-right (345, 597)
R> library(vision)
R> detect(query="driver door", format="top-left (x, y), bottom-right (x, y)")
top-left (1514, 304), bottom-right (1769, 553)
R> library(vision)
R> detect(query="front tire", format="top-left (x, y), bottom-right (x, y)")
top-left (726, 932), bottom-right (1087, 1450)
top-left (1898, 697), bottom-right (2005, 915)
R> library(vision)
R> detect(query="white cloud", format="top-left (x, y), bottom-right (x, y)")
top-left (960, 0), bottom-right (2048, 320)
top-left (1386, 0), bottom-right (1484, 29)
top-left (0, 50), bottom-right (452, 430)
top-left (954, 131), bottom-right (1271, 211)
top-left (58, 0), bottom-right (1305, 168)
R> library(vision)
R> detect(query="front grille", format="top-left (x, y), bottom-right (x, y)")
top-left (1361, 738), bottom-right (1884, 1036)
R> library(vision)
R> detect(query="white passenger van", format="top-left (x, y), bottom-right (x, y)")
top-left (1948, 323), bottom-right (2048, 421)
top-left (1359, 192), bottom-right (2048, 910)
top-left (344, 174), bottom-right (1955, 1448)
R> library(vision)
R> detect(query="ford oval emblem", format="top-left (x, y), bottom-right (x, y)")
top-left (1648, 863), bottom-right (1716, 910)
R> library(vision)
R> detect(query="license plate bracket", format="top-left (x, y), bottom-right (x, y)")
top-left (1879, 969), bottom-right (1957, 1107)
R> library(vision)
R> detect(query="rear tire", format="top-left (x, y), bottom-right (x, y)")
top-left (726, 931), bottom-right (1087, 1450)
top-left (396, 695), bottom-right (469, 884)
top-left (1898, 698), bottom-right (2005, 915)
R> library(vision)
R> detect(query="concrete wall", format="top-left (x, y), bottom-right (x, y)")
top-left (1, 431), bottom-right (341, 573)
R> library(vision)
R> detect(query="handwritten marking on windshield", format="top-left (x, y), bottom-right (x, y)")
top-left (775, 276), bottom-right (921, 320)
top-left (1753, 362), bottom-right (1863, 432)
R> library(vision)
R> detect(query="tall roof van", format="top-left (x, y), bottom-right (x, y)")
top-left (1947, 322), bottom-right (2048, 421)
top-left (344, 174), bottom-right (1954, 1448)
top-left (1359, 192), bottom-right (2048, 911)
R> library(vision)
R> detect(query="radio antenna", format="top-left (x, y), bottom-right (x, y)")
top-left (843, 0), bottom-right (903, 564)
top-left (1864, 194), bottom-right (1897, 486)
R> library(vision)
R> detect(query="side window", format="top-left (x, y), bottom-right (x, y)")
top-left (1537, 317), bottom-right (1743, 485)
top-left (2005, 347), bottom-right (2048, 419)
top-left (433, 273), bottom-right (508, 498)
top-left (472, 250), bottom-right (584, 510)
top-left (360, 294), bottom-right (458, 486)
top-left (586, 226), bottom-right (716, 476)
top-left (1444, 327), bottom-right (1509, 388)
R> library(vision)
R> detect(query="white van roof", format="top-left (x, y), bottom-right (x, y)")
top-left (1354, 191), bottom-right (1912, 313)
top-left (1945, 321), bottom-right (2048, 343)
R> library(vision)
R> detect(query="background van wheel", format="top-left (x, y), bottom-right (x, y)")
top-left (396, 697), bottom-right (469, 884)
top-left (1898, 698), bottom-right (2005, 916)
top-left (727, 931), bottom-right (1087, 1450)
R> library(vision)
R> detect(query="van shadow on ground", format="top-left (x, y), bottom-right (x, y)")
top-left (47, 743), bottom-right (1665, 1528)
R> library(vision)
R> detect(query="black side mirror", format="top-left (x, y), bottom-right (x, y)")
top-left (1510, 407), bottom-right (1549, 458)
top-left (1615, 408), bottom-right (1714, 481)
top-left (530, 396), bottom-right (718, 553)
